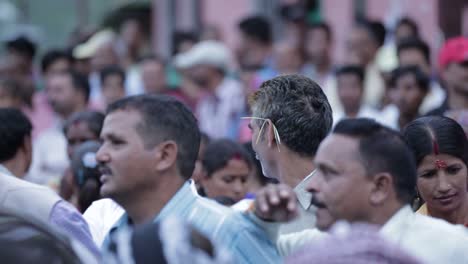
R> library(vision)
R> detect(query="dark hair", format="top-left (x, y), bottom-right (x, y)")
top-left (356, 19), bottom-right (387, 47)
top-left (335, 65), bottom-right (365, 83)
top-left (202, 139), bottom-right (252, 177)
top-left (63, 111), bottom-right (105, 137)
top-left (0, 108), bottom-right (32, 163)
top-left (71, 141), bottom-right (102, 212)
top-left (307, 21), bottom-right (333, 41)
top-left (396, 37), bottom-right (430, 65)
top-left (395, 17), bottom-right (420, 38)
top-left (107, 95), bottom-right (200, 179)
top-left (250, 74), bottom-right (333, 157)
top-left (390, 65), bottom-right (430, 92)
top-left (5, 36), bottom-right (36, 59)
top-left (238, 15), bottom-right (272, 44)
top-left (333, 118), bottom-right (417, 204)
top-left (40, 49), bottom-right (73, 74)
top-left (99, 65), bottom-right (126, 84)
top-left (403, 116), bottom-right (468, 166)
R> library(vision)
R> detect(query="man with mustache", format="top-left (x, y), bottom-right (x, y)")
top-left (96, 94), bottom-right (279, 263)
top-left (254, 118), bottom-right (468, 263)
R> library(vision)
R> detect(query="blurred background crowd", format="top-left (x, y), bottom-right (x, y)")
top-left (0, 0), bottom-right (466, 214)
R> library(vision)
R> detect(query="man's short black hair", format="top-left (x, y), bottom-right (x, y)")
top-left (5, 36), bottom-right (36, 59)
top-left (395, 17), bottom-right (420, 38)
top-left (307, 21), bottom-right (333, 41)
top-left (99, 65), bottom-right (126, 84)
top-left (107, 95), bottom-right (201, 180)
top-left (335, 65), bottom-right (365, 83)
top-left (390, 65), bottom-right (430, 93)
top-left (396, 37), bottom-right (431, 65)
top-left (333, 118), bottom-right (417, 204)
top-left (250, 74), bottom-right (333, 157)
top-left (0, 108), bottom-right (32, 163)
top-left (40, 49), bottom-right (73, 74)
top-left (202, 139), bottom-right (252, 177)
top-left (238, 15), bottom-right (272, 44)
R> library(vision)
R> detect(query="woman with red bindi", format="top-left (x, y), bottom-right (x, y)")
top-left (403, 116), bottom-right (468, 227)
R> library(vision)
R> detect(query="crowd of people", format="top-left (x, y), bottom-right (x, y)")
top-left (0, 6), bottom-right (467, 263)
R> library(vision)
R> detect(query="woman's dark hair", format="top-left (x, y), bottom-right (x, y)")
top-left (403, 116), bottom-right (468, 166)
top-left (63, 111), bottom-right (105, 137)
top-left (70, 141), bottom-right (102, 212)
top-left (202, 139), bottom-right (252, 177)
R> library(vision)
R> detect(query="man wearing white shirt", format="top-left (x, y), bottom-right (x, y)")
top-left (254, 118), bottom-right (468, 263)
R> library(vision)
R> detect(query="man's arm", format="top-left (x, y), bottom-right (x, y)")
top-left (50, 200), bottom-right (101, 258)
top-left (230, 227), bottom-right (281, 264)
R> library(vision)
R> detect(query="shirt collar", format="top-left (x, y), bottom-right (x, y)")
top-left (155, 180), bottom-right (197, 221)
top-left (293, 170), bottom-right (316, 210)
top-left (106, 180), bottom-right (197, 246)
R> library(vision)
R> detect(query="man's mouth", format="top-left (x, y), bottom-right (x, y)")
top-left (98, 165), bottom-right (112, 176)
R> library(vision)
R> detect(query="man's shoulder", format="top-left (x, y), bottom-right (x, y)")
top-left (0, 172), bottom-right (58, 198)
top-left (192, 196), bottom-right (262, 231)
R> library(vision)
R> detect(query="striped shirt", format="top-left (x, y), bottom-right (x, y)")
top-left (106, 181), bottom-right (280, 263)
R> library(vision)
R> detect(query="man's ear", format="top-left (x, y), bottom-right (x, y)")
top-left (22, 135), bottom-right (33, 171)
top-left (369, 172), bottom-right (393, 205)
top-left (266, 121), bottom-right (276, 148)
top-left (155, 141), bottom-right (178, 172)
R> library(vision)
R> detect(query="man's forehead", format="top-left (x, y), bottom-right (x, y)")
top-left (102, 110), bottom-right (142, 130)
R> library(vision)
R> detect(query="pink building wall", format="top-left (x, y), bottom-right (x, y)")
top-left (200, 0), bottom-right (253, 48)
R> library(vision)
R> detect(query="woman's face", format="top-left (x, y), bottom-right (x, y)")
top-left (417, 153), bottom-right (468, 214)
top-left (201, 158), bottom-right (250, 203)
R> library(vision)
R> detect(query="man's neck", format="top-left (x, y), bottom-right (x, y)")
top-left (117, 176), bottom-right (185, 225)
top-left (448, 89), bottom-right (468, 110)
top-left (63, 103), bottom-right (87, 120)
top-left (276, 152), bottom-right (315, 188)
top-left (1, 160), bottom-right (23, 178)
top-left (370, 202), bottom-right (405, 227)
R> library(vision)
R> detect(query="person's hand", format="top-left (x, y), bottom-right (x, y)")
top-left (254, 184), bottom-right (298, 222)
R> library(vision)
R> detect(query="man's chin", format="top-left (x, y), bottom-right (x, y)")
top-left (100, 184), bottom-right (116, 198)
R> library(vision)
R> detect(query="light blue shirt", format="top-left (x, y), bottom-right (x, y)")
top-left (106, 181), bottom-right (280, 263)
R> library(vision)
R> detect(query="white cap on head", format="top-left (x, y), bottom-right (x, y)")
top-left (174, 40), bottom-right (231, 70)
top-left (73, 29), bottom-right (115, 60)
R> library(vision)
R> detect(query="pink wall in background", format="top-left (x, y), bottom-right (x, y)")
top-left (322, 0), bottom-right (354, 64)
top-left (367, 0), bottom-right (441, 68)
top-left (201, 0), bottom-right (253, 49)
